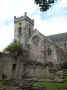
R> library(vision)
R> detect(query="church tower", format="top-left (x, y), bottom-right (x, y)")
top-left (14, 12), bottom-right (34, 48)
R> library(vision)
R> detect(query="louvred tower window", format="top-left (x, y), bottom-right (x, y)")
top-left (18, 23), bottom-right (22, 34)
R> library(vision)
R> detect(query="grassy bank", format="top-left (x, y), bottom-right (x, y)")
top-left (33, 76), bottom-right (67, 90)
top-left (0, 80), bottom-right (17, 88)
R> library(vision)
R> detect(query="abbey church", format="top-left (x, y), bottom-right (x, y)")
top-left (0, 13), bottom-right (67, 82)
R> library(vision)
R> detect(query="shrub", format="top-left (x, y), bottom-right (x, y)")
top-left (62, 62), bottom-right (67, 69)
top-left (3, 42), bottom-right (23, 56)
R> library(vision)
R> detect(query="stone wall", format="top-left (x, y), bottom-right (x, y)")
top-left (0, 53), bottom-right (14, 80)
top-left (0, 38), bottom-right (64, 81)
top-left (29, 38), bottom-right (48, 64)
top-left (0, 52), bottom-right (49, 80)
top-left (14, 14), bottom-right (34, 48)
top-left (0, 53), bottom-right (25, 80)
top-left (47, 42), bottom-right (58, 64)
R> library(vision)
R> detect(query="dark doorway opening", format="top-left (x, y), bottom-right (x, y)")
top-left (2, 73), bottom-right (7, 80)
top-left (12, 64), bottom-right (16, 71)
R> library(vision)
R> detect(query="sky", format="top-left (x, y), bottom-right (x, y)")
top-left (0, 0), bottom-right (67, 51)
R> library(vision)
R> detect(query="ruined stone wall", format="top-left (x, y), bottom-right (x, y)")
top-left (0, 53), bottom-right (24, 80)
top-left (56, 47), bottom-right (64, 65)
top-left (47, 41), bottom-right (65, 65)
top-left (0, 42), bottom-right (64, 81)
top-left (52, 39), bottom-right (67, 51)
top-left (0, 53), bottom-right (14, 80)
top-left (0, 52), bottom-right (49, 80)
top-left (14, 54), bottom-right (49, 80)
top-left (0, 53), bottom-right (26, 80)
top-left (29, 39), bottom-right (48, 64)
top-left (47, 42), bottom-right (58, 64)
top-left (22, 63), bottom-right (49, 79)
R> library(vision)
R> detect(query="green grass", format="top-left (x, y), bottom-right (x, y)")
top-left (0, 77), bottom-right (67, 90)
top-left (32, 76), bottom-right (67, 90)
top-left (0, 80), bottom-right (17, 88)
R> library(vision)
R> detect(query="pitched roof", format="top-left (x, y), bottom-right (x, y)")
top-left (47, 32), bottom-right (67, 42)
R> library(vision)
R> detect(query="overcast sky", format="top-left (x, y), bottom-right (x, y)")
top-left (0, 0), bottom-right (67, 51)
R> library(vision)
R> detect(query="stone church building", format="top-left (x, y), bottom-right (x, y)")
top-left (0, 13), bottom-right (66, 82)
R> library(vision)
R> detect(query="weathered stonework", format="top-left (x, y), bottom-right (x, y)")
top-left (0, 13), bottom-right (66, 82)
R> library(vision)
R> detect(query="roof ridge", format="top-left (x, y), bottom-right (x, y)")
top-left (47, 32), bottom-right (67, 37)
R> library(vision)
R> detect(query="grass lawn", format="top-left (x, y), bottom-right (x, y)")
top-left (0, 80), bottom-right (17, 88)
top-left (0, 77), bottom-right (67, 90)
top-left (32, 76), bottom-right (67, 90)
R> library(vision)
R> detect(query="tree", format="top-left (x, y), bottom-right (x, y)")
top-left (34, 0), bottom-right (56, 11)
top-left (62, 62), bottom-right (67, 69)
top-left (3, 42), bottom-right (23, 56)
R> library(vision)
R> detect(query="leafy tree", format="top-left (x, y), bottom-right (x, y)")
top-left (3, 42), bottom-right (23, 56)
top-left (34, 0), bottom-right (56, 11)
top-left (62, 62), bottom-right (67, 69)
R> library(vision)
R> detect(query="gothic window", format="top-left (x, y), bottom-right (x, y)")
top-left (12, 64), bottom-right (16, 71)
top-left (64, 40), bottom-right (66, 48)
top-left (18, 22), bottom-right (22, 35)
top-left (29, 27), bottom-right (31, 36)
top-left (48, 48), bottom-right (52, 56)
top-left (32, 36), bottom-right (40, 45)
top-left (18, 26), bottom-right (22, 35)
top-left (19, 22), bottom-right (22, 25)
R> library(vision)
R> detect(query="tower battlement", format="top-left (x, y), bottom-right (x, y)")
top-left (14, 12), bottom-right (34, 25)
top-left (14, 12), bottom-right (34, 47)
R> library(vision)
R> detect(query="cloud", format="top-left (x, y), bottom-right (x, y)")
top-left (32, 0), bottom-right (67, 35)
top-left (0, 23), bottom-right (14, 51)
top-left (0, 0), bottom-right (38, 51)
top-left (0, 0), bottom-right (67, 51)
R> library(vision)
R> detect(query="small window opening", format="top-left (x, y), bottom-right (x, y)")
top-left (2, 73), bottom-right (7, 80)
top-left (19, 23), bottom-right (22, 26)
top-left (18, 27), bottom-right (22, 34)
top-left (64, 40), bottom-right (66, 48)
top-left (48, 48), bottom-right (52, 56)
top-left (29, 27), bottom-right (31, 36)
top-left (12, 64), bottom-right (16, 71)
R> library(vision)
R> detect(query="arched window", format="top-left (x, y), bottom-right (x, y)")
top-left (18, 26), bottom-right (22, 35)
top-left (29, 27), bottom-right (31, 36)
top-left (64, 40), bottom-right (66, 48)
top-left (19, 22), bottom-right (22, 25)
top-left (48, 48), bottom-right (52, 56)
top-left (32, 35), bottom-right (40, 45)
top-left (18, 23), bottom-right (22, 35)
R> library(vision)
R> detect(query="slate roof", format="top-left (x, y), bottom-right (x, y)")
top-left (47, 32), bottom-right (67, 43)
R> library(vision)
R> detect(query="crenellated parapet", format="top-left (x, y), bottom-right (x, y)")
top-left (14, 12), bottom-right (34, 26)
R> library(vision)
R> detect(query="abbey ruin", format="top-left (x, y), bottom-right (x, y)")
top-left (0, 12), bottom-right (67, 82)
